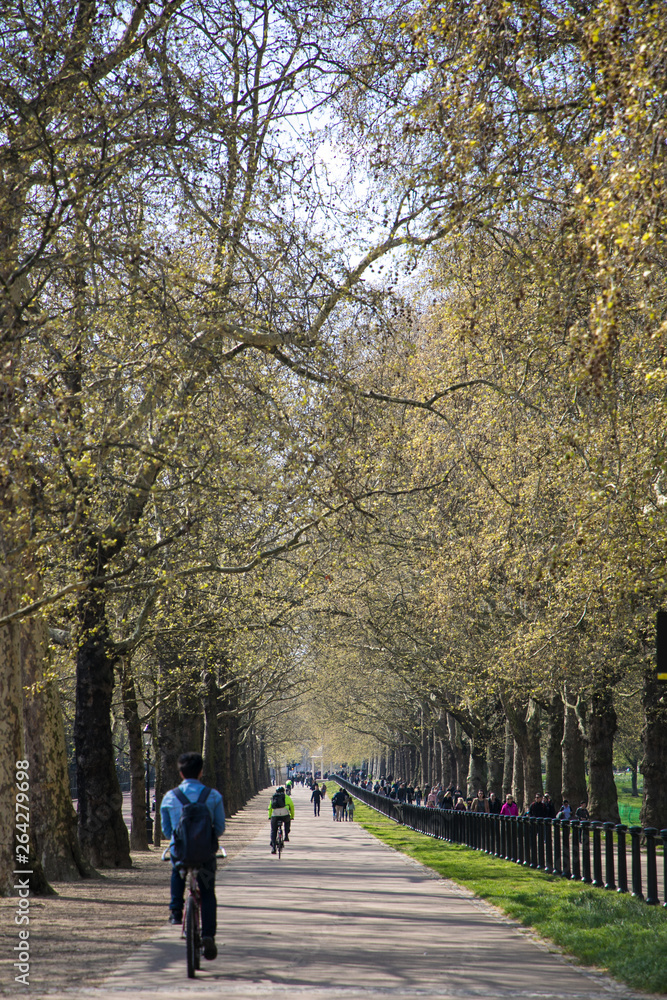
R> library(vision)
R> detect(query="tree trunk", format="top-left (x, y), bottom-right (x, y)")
top-left (512, 740), bottom-right (524, 810)
top-left (119, 660), bottom-right (149, 851)
top-left (502, 719), bottom-right (514, 798)
top-left (585, 685), bottom-right (620, 823)
top-left (0, 540), bottom-right (25, 894)
top-left (640, 662), bottom-right (667, 829)
top-left (486, 744), bottom-right (503, 798)
top-left (421, 723), bottom-right (430, 787)
top-left (544, 693), bottom-right (563, 802)
top-left (387, 745), bottom-right (396, 780)
top-left (503, 697), bottom-right (542, 806)
top-left (562, 697), bottom-right (587, 807)
top-left (447, 714), bottom-right (468, 790)
top-left (523, 701), bottom-right (543, 803)
top-left (155, 686), bottom-right (182, 824)
top-left (222, 713), bottom-right (242, 815)
top-left (21, 613), bottom-right (92, 880)
top-left (439, 737), bottom-right (452, 787)
top-left (467, 735), bottom-right (487, 796)
top-left (628, 759), bottom-right (639, 797)
top-left (202, 672), bottom-right (217, 789)
top-left (74, 585), bottom-right (131, 868)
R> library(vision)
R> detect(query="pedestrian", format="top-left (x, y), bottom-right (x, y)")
top-left (556, 799), bottom-right (571, 820)
top-left (347, 796), bottom-right (355, 821)
top-left (311, 783), bottom-right (322, 817)
top-left (332, 787), bottom-right (346, 821)
top-left (488, 792), bottom-right (501, 814)
top-left (527, 792), bottom-right (547, 817)
top-left (575, 801), bottom-right (590, 821)
top-left (542, 793), bottom-right (556, 818)
top-left (454, 796), bottom-right (467, 811)
top-left (500, 794), bottom-right (519, 816)
top-left (470, 789), bottom-right (489, 813)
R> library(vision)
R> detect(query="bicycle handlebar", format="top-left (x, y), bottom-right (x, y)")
top-left (161, 846), bottom-right (227, 861)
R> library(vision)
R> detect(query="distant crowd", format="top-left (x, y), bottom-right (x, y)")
top-left (346, 776), bottom-right (591, 821)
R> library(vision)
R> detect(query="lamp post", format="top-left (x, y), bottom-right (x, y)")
top-left (143, 724), bottom-right (154, 842)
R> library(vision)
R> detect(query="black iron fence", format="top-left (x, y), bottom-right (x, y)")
top-left (335, 777), bottom-right (667, 908)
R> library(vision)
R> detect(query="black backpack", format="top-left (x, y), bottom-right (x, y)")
top-left (171, 787), bottom-right (217, 867)
top-left (271, 790), bottom-right (286, 810)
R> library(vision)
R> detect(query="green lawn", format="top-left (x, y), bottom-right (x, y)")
top-left (615, 775), bottom-right (643, 826)
top-left (349, 796), bottom-right (667, 995)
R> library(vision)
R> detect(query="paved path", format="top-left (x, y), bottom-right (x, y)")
top-left (49, 785), bottom-right (639, 1000)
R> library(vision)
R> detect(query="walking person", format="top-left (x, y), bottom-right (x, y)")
top-left (311, 783), bottom-right (323, 816)
top-left (500, 794), bottom-right (519, 816)
top-left (470, 789), bottom-right (489, 813)
top-left (332, 787), bottom-right (347, 821)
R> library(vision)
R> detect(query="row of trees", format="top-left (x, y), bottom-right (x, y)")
top-left (278, 0), bottom-right (667, 823)
top-left (2, 0), bottom-right (666, 893)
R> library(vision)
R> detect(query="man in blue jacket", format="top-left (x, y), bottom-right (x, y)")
top-left (160, 752), bottom-right (225, 960)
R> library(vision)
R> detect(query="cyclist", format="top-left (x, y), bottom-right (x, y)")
top-left (268, 785), bottom-right (294, 853)
top-left (160, 752), bottom-right (225, 960)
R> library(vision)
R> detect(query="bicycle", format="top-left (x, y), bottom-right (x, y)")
top-left (162, 846), bottom-right (226, 978)
top-left (275, 819), bottom-right (285, 859)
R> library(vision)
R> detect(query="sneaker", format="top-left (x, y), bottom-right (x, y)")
top-left (169, 914), bottom-right (182, 925)
top-left (202, 936), bottom-right (217, 961)
top-left (271, 848), bottom-right (277, 854)
top-left (284, 836), bottom-right (289, 842)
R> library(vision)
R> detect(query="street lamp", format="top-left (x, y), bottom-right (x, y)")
top-left (143, 724), bottom-right (154, 842)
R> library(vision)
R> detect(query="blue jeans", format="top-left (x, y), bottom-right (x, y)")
top-left (170, 858), bottom-right (216, 938)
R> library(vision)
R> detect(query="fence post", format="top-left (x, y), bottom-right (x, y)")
top-left (616, 824), bottom-right (628, 894)
top-left (661, 830), bottom-right (667, 907)
top-left (537, 818), bottom-right (546, 869)
top-left (528, 817), bottom-right (537, 868)
top-left (602, 822), bottom-right (616, 890)
top-left (523, 817), bottom-right (530, 866)
top-left (580, 821), bottom-right (592, 883)
top-left (629, 826), bottom-right (643, 900)
top-left (562, 821), bottom-right (571, 879)
top-left (592, 822), bottom-right (603, 888)
top-left (545, 819), bottom-right (554, 873)
top-left (553, 818), bottom-right (562, 875)
top-left (571, 820), bottom-right (581, 880)
top-left (644, 829), bottom-right (659, 906)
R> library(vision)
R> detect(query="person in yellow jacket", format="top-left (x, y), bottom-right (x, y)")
top-left (268, 786), bottom-right (295, 853)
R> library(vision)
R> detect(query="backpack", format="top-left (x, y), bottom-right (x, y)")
top-left (171, 787), bottom-right (217, 867)
top-left (271, 790), bottom-right (286, 810)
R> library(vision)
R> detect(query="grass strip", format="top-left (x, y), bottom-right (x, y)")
top-left (350, 797), bottom-right (667, 995)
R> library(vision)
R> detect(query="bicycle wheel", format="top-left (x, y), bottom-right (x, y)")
top-left (276, 824), bottom-right (284, 859)
top-left (185, 894), bottom-right (199, 978)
